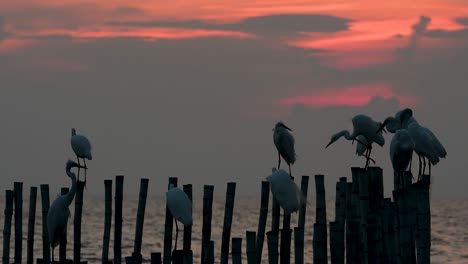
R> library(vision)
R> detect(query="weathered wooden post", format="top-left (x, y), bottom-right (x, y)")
top-left (416, 175), bottom-right (431, 264)
top-left (221, 182), bottom-right (236, 264)
top-left (329, 221), bottom-right (338, 264)
top-left (271, 168), bottom-right (281, 233)
top-left (246, 231), bottom-right (257, 264)
top-left (280, 215), bottom-right (292, 264)
top-left (333, 177), bottom-right (346, 264)
top-left (266, 231), bottom-right (279, 264)
top-left (60, 187), bottom-right (70, 263)
top-left (232, 238), bottom-right (242, 264)
top-left (256, 181), bottom-right (270, 264)
top-left (313, 175), bottom-right (327, 264)
top-left (102, 180), bottom-right (113, 264)
top-left (74, 181), bottom-right (86, 264)
top-left (294, 176), bottom-right (309, 264)
top-left (394, 187), bottom-right (412, 264)
top-left (368, 167), bottom-right (384, 263)
top-left (346, 168), bottom-right (361, 264)
top-left (2, 190), bottom-right (14, 264)
top-left (150, 253), bottom-right (161, 264)
top-left (27, 187), bottom-right (37, 264)
top-left (40, 184), bottom-right (51, 262)
top-left (163, 177), bottom-right (178, 264)
top-left (182, 184), bottom-right (193, 264)
top-left (202, 241), bottom-right (215, 264)
top-left (381, 198), bottom-right (394, 264)
top-left (115, 175), bottom-right (125, 264)
top-left (358, 168), bottom-right (369, 264)
top-left (14, 182), bottom-right (23, 264)
top-left (201, 185), bottom-right (214, 264)
top-left (131, 178), bottom-right (149, 264)
top-left (293, 227), bottom-right (303, 264)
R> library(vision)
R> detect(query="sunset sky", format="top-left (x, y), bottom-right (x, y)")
top-left (0, 0), bottom-right (467, 198)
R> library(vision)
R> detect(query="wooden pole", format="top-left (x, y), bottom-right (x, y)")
top-left (74, 181), bottom-right (86, 263)
top-left (163, 177), bottom-right (178, 264)
top-left (150, 253), bottom-right (162, 264)
top-left (416, 175), bottom-right (431, 264)
top-left (232, 238), bottom-right (242, 264)
top-left (246, 231), bottom-right (257, 264)
top-left (114, 175), bottom-right (124, 264)
top-left (102, 180), bottom-right (113, 264)
top-left (40, 184), bottom-right (51, 262)
top-left (256, 181), bottom-right (270, 264)
top-left (182, 184), bottom-right (193, 264)
top-left (394, 188), bottom-right (412, 264)
top-left (130, 178), bottom-right (149, 264)
top-left (368, 167), bottom-right (384, 211)
top-left (381, 198), bottom-right (393, 264)
top-left (293, 227), bottom-right (303, 264)
top-left (59, 187), bottom-right (69, 263)
top-left (2, 190), bottom-right (14, 264)
top-left (335, 177), bottom-right (347, 264)
top-left (202, 241), bottom-right (215, 264)
top-left (329, 221), bottom-right (338, 264)
top-left (346, 168), bottom-right (361, 264)
top-left (266, 231), bottom-right (279, 264)
top-left (27, 187), bottom-right (37, 264)
top-left (221, 182), bottom-right (237, 264)
top-left (201, 185), bottom-right (214, 264)
top-left (313, 175), bottom-right (327, 264)
top-left (358, 168), bottom-right (369, 264)
top-left (14, 182), bottom-right (23, 264)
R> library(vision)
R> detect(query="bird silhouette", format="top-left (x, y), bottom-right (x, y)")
top-left (390, 129), bottom-right (415, 189)
top-left (273, 121), bottom-right (296, 177)
top-left (71, 128), bottom-right (92, 183)
top-left (326, 114), bottom-right (385, 168)
top-left (166, 184), bottom-right (192, 250)
top-left (47, 160), bottom-right (85, 262)
top-left (266, 169), bottom-right (306, 214)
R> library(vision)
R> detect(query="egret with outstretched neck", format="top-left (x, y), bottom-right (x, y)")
top-left (326, 114), bottom-right (385, 168)
top-left (71, 128), bottom-right (92, 183)
top-left (47, 160), bottom-right (86, 262)
top-left (167, 184), bottom-right (192, 250)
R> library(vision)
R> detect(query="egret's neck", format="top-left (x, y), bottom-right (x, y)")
top-left (63, 172), bottom-right (77, 206)
top-left (337, 130), bottom-right (353, 140)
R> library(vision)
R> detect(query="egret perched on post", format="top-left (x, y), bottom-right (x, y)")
top-left (166, 184), bottom-right (192, 250)
top-left (378, 108), bottom-right (446, 179)
top-left (326, 114), bottom-right (385, 168)
top-left (71, 128), bottom-right (92, 183)
top-left (390, 129), bottom-right (415, 189)
top-left (47, 160), bottom-right (86, 262)
top-left (266, 169), bottom-right (306, 214)
top-left (273, 121), bottom-right (296, 177)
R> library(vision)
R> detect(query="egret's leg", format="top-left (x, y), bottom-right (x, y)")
top-left (408, 154), bottom-right (413, 172)
top-left (83, 159), bottom-right (87, 183)
top-left (418, 155), bottom-right (422, 179)
top-left (277, 152), bottom-right (281, 170)
top-left (288, 165), bottom-right (292, 178)
top-left (422, 158), bottom-right (427, 181)
top-left (76, 155), bottom-right (81, 182)
top-left (366, 148), bottom-right (373, 169)
top-left (52, 247), bottom-right (54, 263)
top-left (429, 162), bottom-right (432, 177)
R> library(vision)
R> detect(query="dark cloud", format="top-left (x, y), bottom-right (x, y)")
top-left (454, 17), bottom-right (468, 26)
top-left (395, 15), bottom-right (431, 59)
top-left (112, 6), bottom-right (145, 16)
top-left (425, 28), bottom-right (468, 39)
top-left (108, 14), bottom-right (352, 36)
top-left (0, 16), bottom-right (13, 40)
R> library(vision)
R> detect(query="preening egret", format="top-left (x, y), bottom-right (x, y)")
top-left (47, 160), bottom-right (85, 262)
top-left (273, 122), bottom-right (296, 177)
top-left (167, 184), bottom-right (192, 250)
top-left (379, 108), bottom-right (446, 179)
top-left (71, 128), bottom-right (92, 183)
top-left (326, 114), bottom-right (385, 168)
top-left (390, 129), bottom-right (415, 189)
top-left (266, 169), bottom-right (306, 214)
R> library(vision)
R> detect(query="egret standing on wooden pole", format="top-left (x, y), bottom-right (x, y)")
top-left (71, 128), bottom-right (92, 183)
top-left (326, 114), bottom-right (385, 168)
top-left (47, 160), bottom-right (86, 262)
top-left (167, 184), bottom-right (193, 251)
top-left (266, 169), bottom-right (305, 214)
top-left (273, 121), bottom-right (296, 177)
top-left (390, 129), bottom-right (415, 189)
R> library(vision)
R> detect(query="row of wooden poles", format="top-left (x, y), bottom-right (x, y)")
top-left (2, 166), bottom-right (431, 264)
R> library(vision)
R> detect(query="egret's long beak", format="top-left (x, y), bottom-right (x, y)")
top-left (376, 121), bottom-right (388, 134)
top-left (282, 124), bottom-right (293, 131)
top-left (325, 140), bottom-right (333, 149)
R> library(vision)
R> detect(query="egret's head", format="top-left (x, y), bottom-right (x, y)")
top-left (376, 117), bottom-right (393, 134)
top-left (399, 108), bottom-right (413, 125)
top-left (65, 159), bottom-right (86, 177)
top-left (71, 128), bottom-right (76, 136)
top-left (274, 121), bottom-right (292, 132)
top-left (325, 132), bottom-right (343, 148)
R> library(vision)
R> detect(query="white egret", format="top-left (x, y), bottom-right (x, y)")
top-left (273, 121), bottom-right (296, 177)
top-left (379, 108), bottom-right (446, 179)
top-left (71, 128), bottom-right (92, 183)
top-left (266, 169), bottom-right (306, 214)
top-left (47, 160), bottom-right (85, 262)
top-left (326, 114), bottom-right (385, 168)
top-left (166, 184), bottom-right (192, 250)
top-left (390, 129), bottom-right (415, 189)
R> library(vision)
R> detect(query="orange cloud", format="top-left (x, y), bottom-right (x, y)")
top-left (280, 83), bottom-right (418, 108)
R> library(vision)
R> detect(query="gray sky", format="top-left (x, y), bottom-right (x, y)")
top-left (0, 5), bottom-right (467, 199)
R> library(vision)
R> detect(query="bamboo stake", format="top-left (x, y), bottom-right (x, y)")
top-left (266, 231), bottom-right (279, 264)
top-left (2, 190), bottom-right (14, 264)
top-left (114, 175), bottom-right (124, 264)
top-left (232, 238), bottom-right (242, 264)
top-left (201, 185), bottom-right (214, 264)
top-left (313, 175), bottom-right (327, 264)
top-left (27, 187), bottom-right (37, 264)
top-left (60, 187), bottom-right (69, 263)
top-left (246, 231), bottom-right (257, 264)
top-left (221, 182), bottom-right (237, 264)
top-left (40, 184), bottom-right (51, 262)
top-left (74, 181), bottom-right (86, 263)
top-left (256, 181), bottom-right (270, 264)
top-left (102, 180), bottom-right (113, 264)
top-left (14, 182), bottom-right (23, 264)
top-left (132, 178), bottom-right (149, 264)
